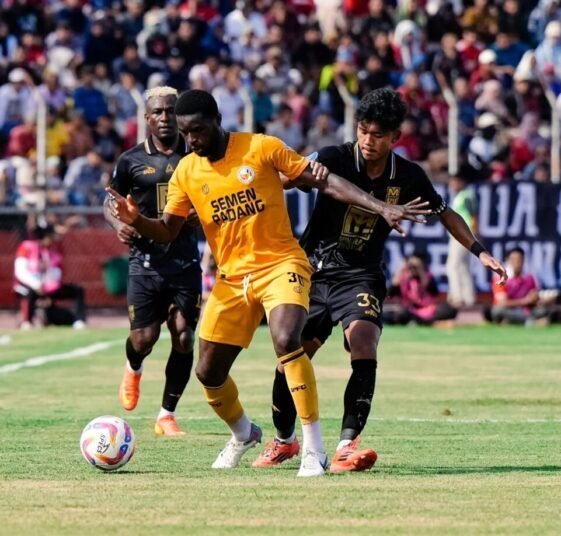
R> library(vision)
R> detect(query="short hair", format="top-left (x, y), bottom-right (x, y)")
top-left (175, 89), bottom-right (219, 118)
top-left (356, 88), bottom-right (407, 131)
top-left (506, 246), bottom-right (525, 258)
top-left (144, 86), bottom-right (178, 102)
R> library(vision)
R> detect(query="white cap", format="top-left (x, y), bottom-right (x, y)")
top-left (545, 21), bottom-right (561, 39)
top-left (478, 49), bottom-right (497, 65)
top-left (8, 68), bottom-right (26, 83)
top-left (477, 112), bottom-right (499, 129)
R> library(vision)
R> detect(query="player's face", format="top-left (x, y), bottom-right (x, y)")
top-left (145, 96), bottom-right (178, 140)
top-left (357, 121), bottom-right (400, 161)
top-left (176, 114), bottom-right (220, 157)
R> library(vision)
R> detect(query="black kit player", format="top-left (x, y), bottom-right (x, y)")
top-left (253, 88), bottom-right (508, 472)
top-left (103, 86), bottom-right (202, 436)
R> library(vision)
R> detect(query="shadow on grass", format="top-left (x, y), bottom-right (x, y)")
top-left (389, 465), bottom-right (561, 476)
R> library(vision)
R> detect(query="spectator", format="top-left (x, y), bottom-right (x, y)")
top-left (92, 114), bottom-right (121, 163)
top-left (13, 224), bottom-right (86, 330)
top-left (393, 116), bottom-right (422, 161)
top-left (72, 64), bottom-right (109, 126)
top-left (112, 42), bottom-right (152, 88)
top-left (189, 54), bottom-right (225, 92)
top-left (64, 146), bottom-right (108, 206)
top-left (384, 254), bottom-right (458, 325)
top-left (457, 26), bottom-right (485, 75)
top-left (359, 53), bottom-right (391, 94)
top-left (535, 21), bottom-right (561, 83)
top-left (64, 110), bottom-right (94, 161)
top-left (304, 112), bottom-right (341, 153)
top-left (0, 20), bottom-right (18, 68)
top-left (290, 23), bottom-right (332, 75)
top-left (520, 143), bottom-right (550, 181)
top-left (467, 112), bottom-right (504, 179)
top-left (446, 175), bottom-right (478, 308)
top-left (224, 0), bottom-right (268, 62)
top-left (255, 46), bottom-right (294, 101)
top-left (7, 119), bottom-right (36, 158)
top-left (45, 108), bottom-right (69, 158)
top-left (393, 20), bottom-right (425, 73)
top-left (490, 31), bottom-right (529, 77)
top-left (469, 49), bottom-right (499, 94)
top-left (360, 0), bottom-right (394, 40)
top-left (251, 76), bottom-right (274, 133)
top-left (461, 0), bottom-right (498, 43)
top-left (265, 103), bottom-right (305, 151)
top-left (484, 247), bottom-right (550, 325)
top-left (475, 79), bottom-right (516, 126)
top-left (0, 68), bottom-right (34, 140)
top-left (212, 68), bottom-right (245, 131)
top-left (432, 33), bottom-right (465, 89)
top-left (163, 47), bottom-right (190, 91)
top-left (38, 70), bottom-right (67, 114)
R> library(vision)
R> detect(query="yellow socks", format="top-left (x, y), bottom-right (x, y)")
top-left (202, 375), bottom-right (244, 425)
top-left (278, 347), bottom-right (319, 424)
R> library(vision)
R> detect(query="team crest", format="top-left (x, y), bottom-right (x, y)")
top-left (237, 166), bottom-right (255, 185)
top-left (202, 184), bottom-right (209, 195)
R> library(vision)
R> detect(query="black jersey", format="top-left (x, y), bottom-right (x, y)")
top-left (300, 143), bottom-right (447, 278)
top-left (110, 136), bottom-right (200, 276)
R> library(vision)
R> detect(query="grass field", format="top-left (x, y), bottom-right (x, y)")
top-left (1, 325), bottom-right (560, 535)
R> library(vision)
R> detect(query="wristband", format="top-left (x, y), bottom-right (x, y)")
top-left (470, 241), bottom-right (487, 257)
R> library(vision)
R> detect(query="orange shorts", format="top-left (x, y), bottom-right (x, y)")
top-left (199, 259), bottom-right (312, 348)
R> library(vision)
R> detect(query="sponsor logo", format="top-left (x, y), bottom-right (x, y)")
top-left (142, 166), bottom-right (156, 175)
top-left (237, 166), bottom-right (255, 185)
top-left (290, 384), bottom-right (307, 393)
top-left (96, 434), bottom-right (110, 454)
top-left (293, 285), bottom-right (302, 294)
top-left (210, 187), bottom-right (265, 224)
top-left (165, 163), bottom-right (175, 174)
top-left (202, 184), bottom-right (209, 195)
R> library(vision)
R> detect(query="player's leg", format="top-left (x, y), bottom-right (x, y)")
top-left (196, 277), bottom-right (263, 468)
top-left (154, 309), bottom-right (194, 436)
top-left (252, 338), bottom-right (320, 468)
top-left (268, 303), bottom-right (327, 476)
top-left (329, 320), bottom-right (380, 473)
top-left (155, 274), bottom-right (202, 436)
top-left (119, 275), bottom-right (165, 411)
top-left (329, 280), bottom-right (385, 473)
top-left (254, 280), bottom-right (332, 468)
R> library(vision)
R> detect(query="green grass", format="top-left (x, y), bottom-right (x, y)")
top-left (1, 325), bottom-right (561, 535)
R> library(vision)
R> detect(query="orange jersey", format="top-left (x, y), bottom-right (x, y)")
top-left (165, 132), bottom-right (309, 278)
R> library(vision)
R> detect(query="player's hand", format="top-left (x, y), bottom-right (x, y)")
top-left (382, 198), bottom-right (430, 237)
top-left (309, 160), bottom-right (329, 182)
top-left (479, 251), bottom-right (508, 285)
top-left (116, 222), bottom-right (141, 245)
top-left (105, 187), bottom-right (139, 226)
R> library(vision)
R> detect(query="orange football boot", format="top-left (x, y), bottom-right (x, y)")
top-left (330, 436), bottom-right (377, 473)
top-left (119, 366), bottom-right (142, 411)
top-left (252, 437), bottom-right (300, 467)
top-left (154, 415), bottom-right (186, 436)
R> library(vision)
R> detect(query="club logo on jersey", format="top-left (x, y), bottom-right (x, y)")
top-left (338, 187), bottom-right (402, 251)
top-left (156, 183), bottom-right (168, 216)
top-left (237, 166), bottom-right (255, 185)
top-left (143, 166), bottom-right (156, 175)
top-left (201, 184), bottom-right (209, 195)
top-left (165, 163), bottom-right (175, 174)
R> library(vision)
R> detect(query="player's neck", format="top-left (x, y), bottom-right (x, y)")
top-left (364, 151), bottom-right (390, 180)
top-left (207, 129), bottom-right (230, 162)
top-left (151, 133), bottom-right (179, 154)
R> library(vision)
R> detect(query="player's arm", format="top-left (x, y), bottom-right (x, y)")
top-left (295, 164), bottom-right (430, 236)
top-left (105, 187), bottom-right (184, 243)
top-left (439, 207), bottom-right (507, 284)
top-left (104, 157), bottom-right (140, 245)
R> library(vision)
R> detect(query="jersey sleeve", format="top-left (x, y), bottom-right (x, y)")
top-left (262, 135), bottom-right (309, 181)
top-left (109, 155), bottom-right (131, 195)
top-left (164, 161), bottom-right (192, 218)
top-left (411, 165), bottom-right (447, 216)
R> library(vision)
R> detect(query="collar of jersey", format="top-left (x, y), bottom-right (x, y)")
top-left (144, 135), bottom-right (186, 156)
top-left (353, 142), bottom-right (396, 181)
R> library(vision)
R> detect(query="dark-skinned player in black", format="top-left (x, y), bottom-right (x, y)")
top-left (106, 89), bottom-right (430, 477)
top-left (104, 86), bottom-right (201, 436)
top-left (253, 88), bottom-right (508, 472)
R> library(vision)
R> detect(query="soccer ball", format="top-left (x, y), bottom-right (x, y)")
top-left (80, 415), bottom-right (135, 471)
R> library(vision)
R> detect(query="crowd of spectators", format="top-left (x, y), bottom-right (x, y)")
top-left (0, 0), bottom-right (560, 209)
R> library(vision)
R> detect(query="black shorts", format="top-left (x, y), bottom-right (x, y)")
top-left (301, 276), bottom-right (386, 346)
top-left (127, 271), bottom-right (202, 330)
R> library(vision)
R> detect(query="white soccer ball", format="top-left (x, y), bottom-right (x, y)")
top-left (80, 415), bottom-right (135, 471)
